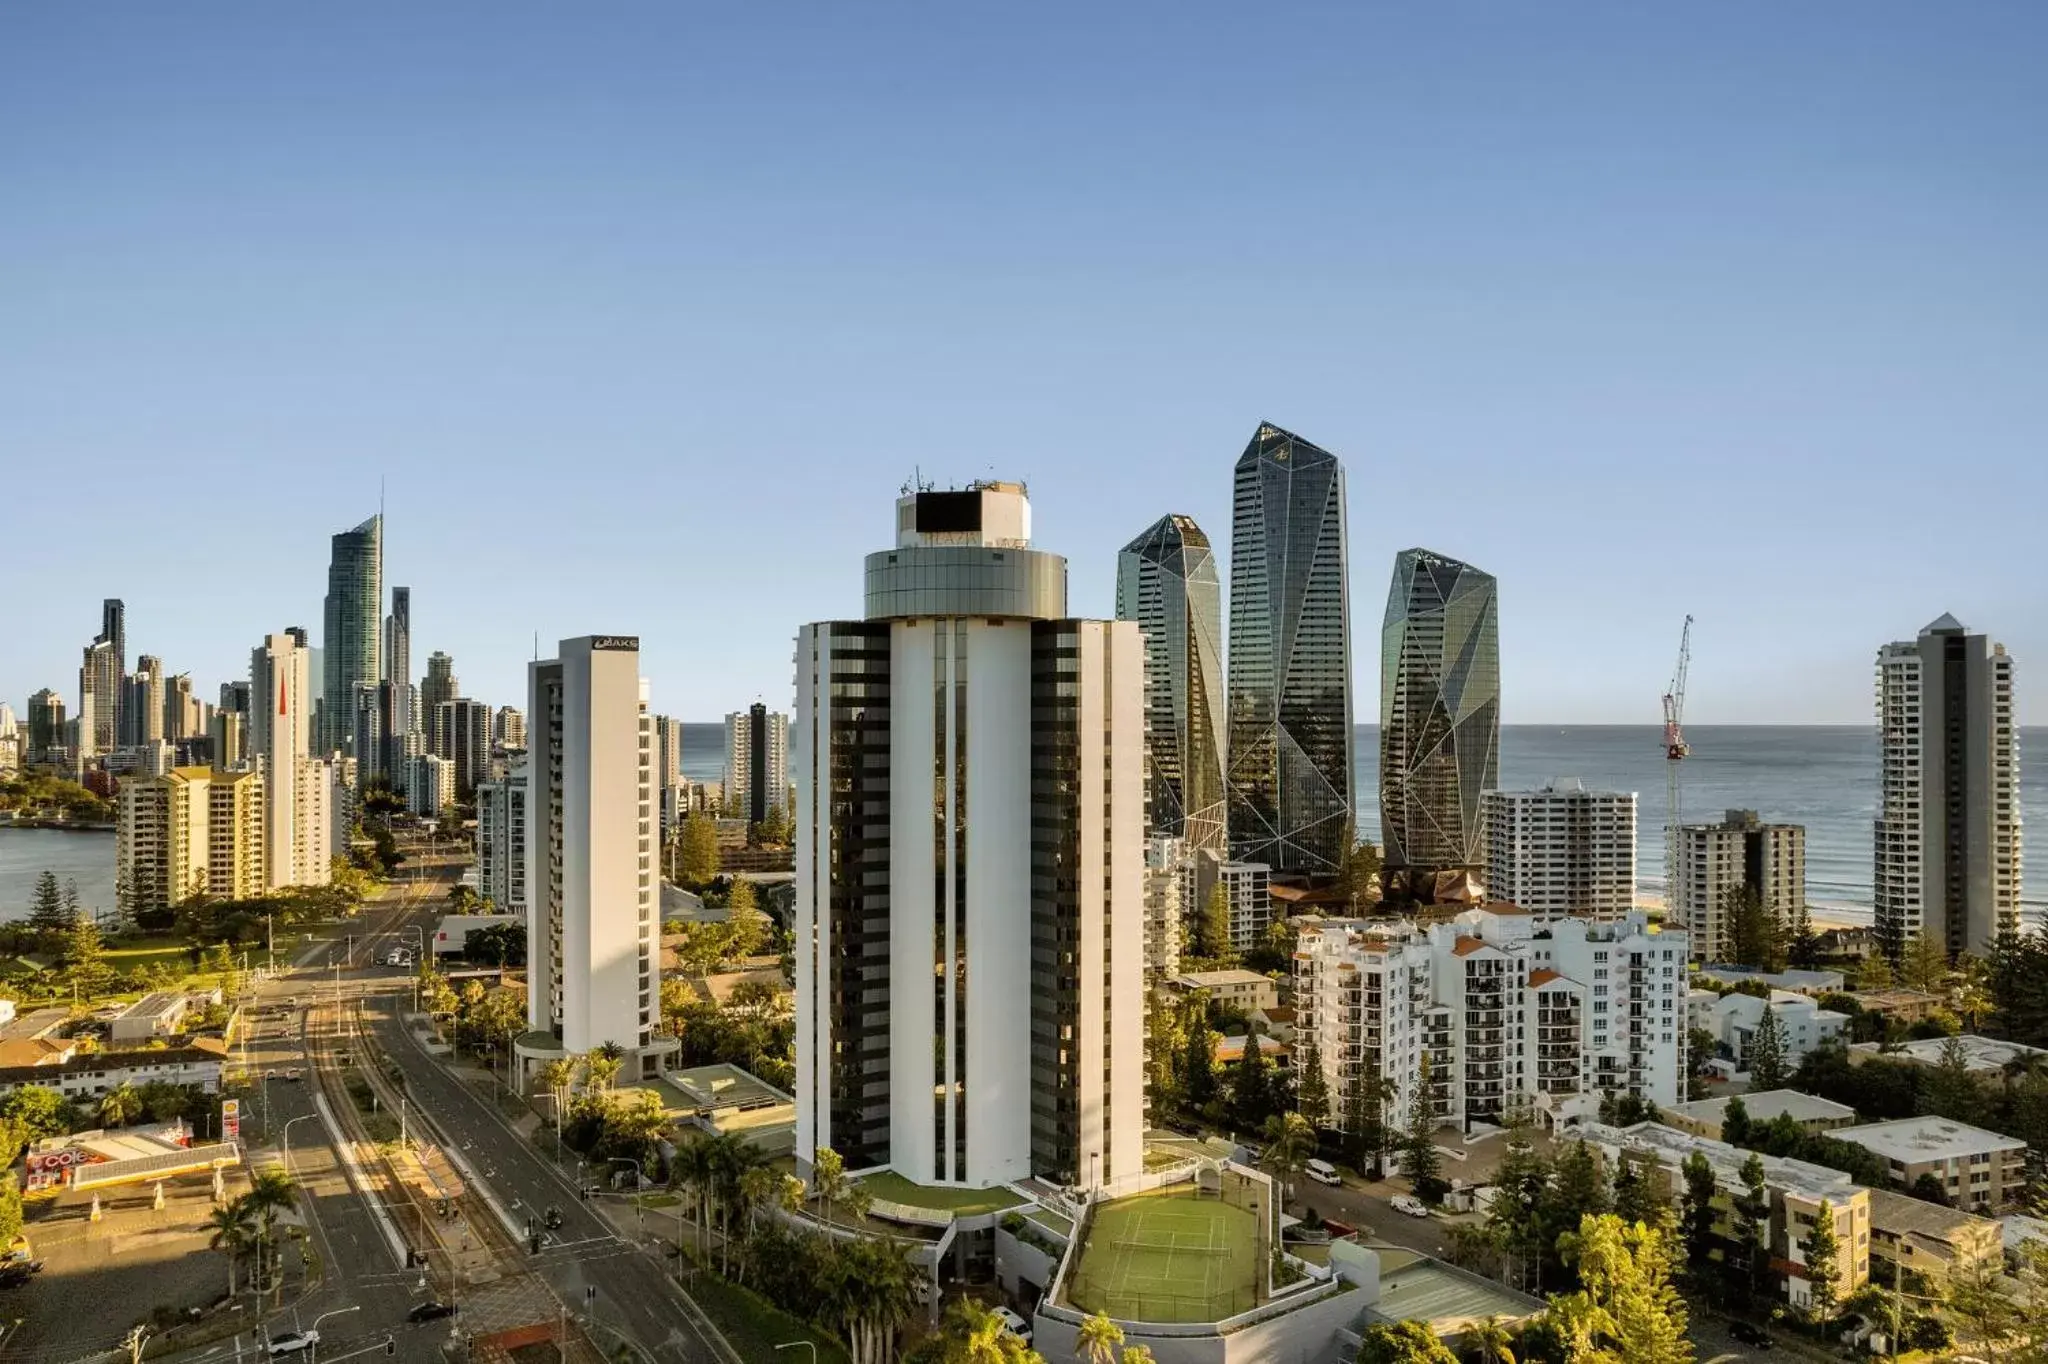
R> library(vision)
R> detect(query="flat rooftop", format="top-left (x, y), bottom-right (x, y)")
top-left (1174, 969), bottom-right (1275, 989)
top-left (1697, 965), bottom-right (1845, 993)
top-left (1066, 1181), bottom-right (1263, 1324)
top-left (852, 1170), bottom-right (1028, 1216)
top-left (1834, 1116), bottom-right (2027, 1164)
top-left (121, 991), bottom-right (186, 1020)
top-left (1669, 1089), bottom-right (1858, 1128)
top-left (1865, 1186), bottom-right (2000, 1241)
top-left (1849, 1034), bottom-right (2048, 1073)
top-left (1366, 1252), bottom-right (1545, 1332)
top-left (662, 1063), bottom-right (791, 1113)
top-left (1582, 1121), bottom-right (1856, 1200)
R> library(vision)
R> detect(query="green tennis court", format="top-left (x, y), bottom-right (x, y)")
top-left (1067, 1185), bottom-right (1263, 1323)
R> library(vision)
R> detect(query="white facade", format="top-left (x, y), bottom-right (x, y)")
top-left (722, 706), bottom-right (791, 822)
top-left (1144, 836), bottom-right (1186, 979)
top-left (795, 482), bottom-right (1145, 1192)
top-left (525, 637), bottom-right (664, 1071)
top-left (1875, 616), bottom-right (2021, 956)
top-left (1483, 780), bottom-right (1636, 921)
top-left (1670, 810), bottom-right (1805, 964)
top-left (1706, 989), bottom-right (1849, 1072)
top-left (1218, 860), bottom-right (1271, 952)
top-left (249, 632), bottom-right (330, 890)
top-left (476, 755), bottom-right (528, 917)
top-left (1294, 906), bottom-right (1690, 1134)
top-left (406, 753), bottom-right (455, 818)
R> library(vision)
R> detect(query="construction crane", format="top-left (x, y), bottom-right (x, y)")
top-left (1662, 615), bottom-right (1694, 877)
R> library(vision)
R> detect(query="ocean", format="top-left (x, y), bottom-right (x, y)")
top-left (5, 724), bottom-right (2042, 927)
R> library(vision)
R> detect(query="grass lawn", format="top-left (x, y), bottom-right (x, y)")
top-left (854, 1170), bottom-right (1028, 1215)
top-left (680, 1264), bottom-right (849, 1364)
top-left (102, 935), bottom-right (194, 971)
top-left (1068, 1186), bottom-right (1262, 1324)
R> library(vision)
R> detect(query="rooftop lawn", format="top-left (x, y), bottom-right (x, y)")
top-left (1067, 1185), bottom-right (1263, 1324)
top-left (853, 1170), bottom-right (1029, 1215)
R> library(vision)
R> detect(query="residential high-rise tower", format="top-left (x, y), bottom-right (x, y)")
top-left (1671, 810), bottom-right (1805, 964)
top-left (521, 636), bottom-right (668, 1076)
top-left (794, 480), bottom-right (1145, 1191)
top-left (1874, 616), bottom-right (2022, 957)
top-left (1380, 549), bottom-right (1500, 897)
top-left (251, 631), bottom-right (331, 889)
top-left (722, 703), bottom-right (789, 825)
top-left (1117, 514), bottom-right (1226, 859)
top-left (385, 586), bottom-right (411, 687)
top-left (1483, 781), bottom-right (1638, 922)
top-left (1225, 423), bottom-right (1353, 875)
top-left (321, 515), bottom-right (382, 754)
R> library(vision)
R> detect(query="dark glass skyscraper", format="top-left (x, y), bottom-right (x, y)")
top-left (1380, 549), bottom-right (1500, 888)
top-left (99, 599), bottom-right (126, 747)
top-left (1226, 423), bottom-right (1354, 875)
top-left (322, 515), bottom-right (382, 754)
top-left (1117, 514), bottom-right (1226, 857)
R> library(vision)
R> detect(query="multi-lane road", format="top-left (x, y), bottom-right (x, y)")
top-left (162, 865), bottom-right (732, 1364)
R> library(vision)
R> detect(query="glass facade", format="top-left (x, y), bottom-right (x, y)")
top-left (864, 547), bottom-right (1065, 621)
top-left (1116, 514), bottom-right (1226, 859)
top-left (1380, 548), bottom-right (1500, 877)
top-left (322, 514), bottom-right (382, 755)
top-left (1029, 621), bottom-right (1081, 1182)
top-left (1225, 423), bottom-right (1354, 874)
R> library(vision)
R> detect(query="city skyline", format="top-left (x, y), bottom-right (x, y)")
top-left (4, 7), bottom-right (2043, 725)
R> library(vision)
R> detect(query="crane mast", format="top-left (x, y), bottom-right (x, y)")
top-left (1663, 616), bottom-right (1693, 921)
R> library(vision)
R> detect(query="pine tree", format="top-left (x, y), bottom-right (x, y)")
top-left (1900, 933), bottom-right (1952, 994)
top-left (1856, 949), bottom-right (1895, 990)
top-left (676, 812), bottom-right (721, 887)
top-left (1719, 1095), bottom-right (1753, 1147)
top-left (1227, 1027), bottom-right (1273, 1131)
top-left (1183, 1019), bottom-right (1217, 1107)
top-left (1193, 883), bottom-right (1233, 962)
top-left (1786, 900), bottom-right (1822, 969)
top-left (1804, 1198), bottom-right (1841, 1326)
top-left (1296, 1038), bottom-right (1330, 1130)
top-left (1733, 1153), bottom-right (1770, 1295)
top-left (1746, 1007), bottom-right (1789, 1091)
top-left (28, 869), bottom-right (68, 941)
top-left (1556, 1212), bottom-right (1694, 1364)
top-left (63, 911), bottom-right (110, 996)
top-left (1405, 1054), bottom-right (1444, 1202)
top-left (1679, 1151), bottom-right (1719, 1281)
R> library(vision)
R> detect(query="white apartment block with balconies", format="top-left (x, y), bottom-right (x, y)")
top-left (1482, 779), bottom-right (1637, 921)
top-left (1293, 904), bottom-right (1689, 1136)
top-left (1217, 860), bottom-right (1271, 952)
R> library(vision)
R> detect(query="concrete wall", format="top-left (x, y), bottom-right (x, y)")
top-left (1034, 1283), bottom-right (1364, 1364)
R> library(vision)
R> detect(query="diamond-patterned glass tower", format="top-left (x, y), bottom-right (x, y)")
top-left (1117, 514), bottom-right (1226, 858)
top-left (1380, 549), bottom-right (1499, 879)
top-left (1226, 423), bottom-right (1354, 874)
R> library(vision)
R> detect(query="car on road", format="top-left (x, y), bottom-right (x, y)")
top-left (0, 1260), bottom-right (45, 1288)
top-left (1389, 1194), bottom-right (1430, 1218)
top-left (1304, 1158), bottom-right (1342, 1187)
top-left (407, 1302), bottom-right (457, 1323)
top-left (267, 1332), bottom-right (319, 1356)
top-left (1728, 1322), bottom-right (1774, 1350)
top-left (284, 1068), bottom-right (303, 1082)
top-left (543, 1206), bottom-right (564, 1230)
top-left (993, 1307), bottom-right (1032, 1344)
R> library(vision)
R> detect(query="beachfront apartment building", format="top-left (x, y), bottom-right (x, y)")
top-left (1293, 905), bottom-right (1690, 1136)
top-left (1482, 780), bottom-right (1636, 920)
top-left (1874, 615), bottom-right (2022, 958)
top-left (1670, 809), bottom-right (1806, 963)
top-left (116, 766), bottom-right (266, 914)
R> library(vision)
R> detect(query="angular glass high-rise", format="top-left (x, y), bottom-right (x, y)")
top-left (1117, 514), bottom-right (1226, 858)
top-left (1226, 422), bottom-right (1354, 875)
top-left (1380, 549), bottom-right (1499, 883)
top-left (321, 514), bottom-right (382, 755)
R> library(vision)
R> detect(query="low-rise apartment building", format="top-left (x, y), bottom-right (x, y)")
top-left (1172, 968), bottom-right (1280, 1015)
top-left (1832, 1116), bottom-right (2028, 1213)
top-left (1862, 1187), bottom-right (2003, 1283)
top-left (1702, 989), bottom-right (1848, 1075)
top-left (1847, 1034), bottom-right (2048, 1075)
top-left (1294, 906), bottom-right (1690, 1135)
top-left (1580, 1121), bottom-right (1870, 1313)
top-left (0, 1038), bottom-right (229, 1103)
top-left (1666, 1089), bottom-right (1859, 1141)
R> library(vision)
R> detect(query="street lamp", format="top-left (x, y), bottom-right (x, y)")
top-left (281, 1114), bottom-right (319, 1175)
top-left (307, 1305), bottom-right (360, 1364)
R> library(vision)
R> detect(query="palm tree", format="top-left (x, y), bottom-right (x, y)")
top-left (669, 1133), bottom-right (717, 1259)
top-left (242, 1167), bottom-right (299, 1300)
top-left (707, 1133), bottom-right (767, 1276)
top-left (1076, 1312), bottom-right (1124, 1364)
top-left (1260, 1111), bottom-right (1317, 1198)
top-left (937, 1299), bottom-right (1013, 1364)
top-left (812, 1146), bottom-right (848, 1228)
top-left (831, 1235), bottom-right (922, 1364)
top-left (206, 1200), bottom-right (256, 1296)
top-left (1468, 1314), bottom-right (1517, 1364)
top-left (99, 1082), bottom-right (143, 1129)
top-left (735, 1164), bottom-right (779, 1284)
top-left (584, 1048), bottom-right (624, 1094)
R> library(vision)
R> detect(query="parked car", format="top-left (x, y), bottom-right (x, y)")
top-left (993, 1307), bottom-right (1032, 1345)
top-left (267, 1332), bottom-right (320, 1356)
top-left (407, 1302), bottom-right (457, 1324)
top-left (284, 1068), bottom-right (303, 1082)
top-left (1388, 1194), bottom-right (1430, 1218)
top-left (1728, 1322), bottom-right (1774, 1351)
top-left (1304, 1159), bottom-right (1342, 1187)
top-left (0, 1261), bottom-right (45, 1289)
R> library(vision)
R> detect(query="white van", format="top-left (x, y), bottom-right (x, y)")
top-left (1304, 1158), bottom-right (1342, 1187)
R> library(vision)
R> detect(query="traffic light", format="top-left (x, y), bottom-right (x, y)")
top-left (384, 1340), bottom-right (395, 1356)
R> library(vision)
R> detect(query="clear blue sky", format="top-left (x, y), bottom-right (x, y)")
top-left (4, 3), bottom-right (2044, 725)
